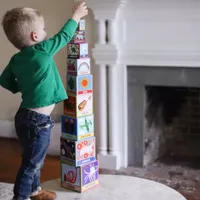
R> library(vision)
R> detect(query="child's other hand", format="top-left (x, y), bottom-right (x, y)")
top-left (72, 1), bottom-right (88, 23)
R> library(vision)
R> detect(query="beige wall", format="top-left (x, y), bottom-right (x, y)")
top-left (0, 0), bottom-right (95, 120)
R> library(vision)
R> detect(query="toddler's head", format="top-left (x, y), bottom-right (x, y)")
top-left (2, 7), bottom-right (47, 50)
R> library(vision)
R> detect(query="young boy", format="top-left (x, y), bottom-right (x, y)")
top-left (0, 2), bottom-right (88, 200)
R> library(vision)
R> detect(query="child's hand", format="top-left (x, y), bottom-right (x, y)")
top-left (72, 1), bottom-right (88, 23)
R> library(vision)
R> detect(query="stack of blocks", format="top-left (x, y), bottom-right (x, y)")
top-left (60, 19), bottom-right (99, 192)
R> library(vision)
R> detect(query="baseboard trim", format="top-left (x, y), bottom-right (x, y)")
top-left (97, 154), bottom-right (121, 170)
top-left (0, 120), bottom-right (16, 138)
top-left (0, 120), bottom-right (61, 156)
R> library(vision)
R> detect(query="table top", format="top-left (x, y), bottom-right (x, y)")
top-left (41, 175), bottom-right (186, 200)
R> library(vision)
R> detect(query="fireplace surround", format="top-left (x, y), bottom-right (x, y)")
top-left (128, 66), bottom-right (200, 167)
top-left (85, 0), bottom-right (200, 169)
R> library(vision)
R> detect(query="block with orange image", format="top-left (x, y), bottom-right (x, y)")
top-left (64, 91), bottom-right (93, 118)
top-left (65, 74), bottom-right (93, 118)
top-left (67, 74), bottom-right (92, 94)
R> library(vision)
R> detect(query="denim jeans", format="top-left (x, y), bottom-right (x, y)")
top-left (13, 108), bottom-right (54, 200)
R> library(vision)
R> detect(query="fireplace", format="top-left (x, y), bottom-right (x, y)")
top-left (87, 0), bottom-right (200, 169)
top-left (145, 86), bottom-right (200, 164)
top-left (128, 66), bottom-right (200, 167)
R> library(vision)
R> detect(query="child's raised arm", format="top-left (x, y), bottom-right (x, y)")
top-left (36, 1), bottom-right (88, 56)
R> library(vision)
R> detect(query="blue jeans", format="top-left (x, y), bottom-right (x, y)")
top-left (13, 108), bottom-right (54, 200)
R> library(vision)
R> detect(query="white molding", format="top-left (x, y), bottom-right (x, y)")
top-left (129, 0), bottom-right (200, 10)
top-left (130, 9), bottom-right (200, 21)
top-left (118, 50), bottom-right (200, 67)
top-left (93, 48), bottom-right (200, 67)
top-left (92, 44), bottom-right (119, 65)
top-left (0, 120), bottom-right (16, 138)
top-left (95, 64), bottom-right (108, 156)
top-left (123, 66), bottom-right (128, 168)
top-left (97, 154), bottom-right (121, 170)
top-left (85, 0), bottom-right (126, 20)
top-left (0, 120), bottom-right (61, 156)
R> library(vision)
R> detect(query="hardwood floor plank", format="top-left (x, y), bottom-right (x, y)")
top-left (0, 138), bottom-right (60, 183)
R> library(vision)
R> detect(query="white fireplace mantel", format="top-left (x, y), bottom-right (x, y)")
top-left (83, 0), bottom-right (200, 170)
top-left (86, 0), bottom-right (126, 20)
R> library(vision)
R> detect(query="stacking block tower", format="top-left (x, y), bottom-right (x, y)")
top-left (60, 19), bottom-right (99, 193)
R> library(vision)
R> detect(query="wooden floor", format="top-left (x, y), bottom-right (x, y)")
top-left (0, 138), bottom-right (60, 184)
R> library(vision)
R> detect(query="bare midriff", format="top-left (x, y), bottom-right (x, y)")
top-left (29, 104), bottom-right (55, 116)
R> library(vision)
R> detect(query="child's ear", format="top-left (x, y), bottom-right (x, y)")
top-left (31, 31), bottom-right (39, 42)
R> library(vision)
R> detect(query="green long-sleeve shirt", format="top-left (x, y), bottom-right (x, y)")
top-left (0, 18), bottom-right (78, 108)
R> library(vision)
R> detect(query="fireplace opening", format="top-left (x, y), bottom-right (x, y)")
top-left (144, 86), bottom-right (200, 167)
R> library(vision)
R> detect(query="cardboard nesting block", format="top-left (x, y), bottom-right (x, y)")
top-left (67, 58), bottom-right (90, 76)
top-left (77, 19), bottom-right (85, 31)
top-left (68, 43), bottom-right (88, 59)
top-left (60, 137), bottom-right (96, 167)
top-left (71, 30), bottom-right (86, 43)
top-left (61, 114), bottom-right (94, 141)
top-left (61, 160), bottom-right (99, 192)
top-left (67, 74), bottom-right (92, 94)
top-left (64, 90), bottom-right (93, 118)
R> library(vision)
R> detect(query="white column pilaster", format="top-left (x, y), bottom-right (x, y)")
top-left (107, 20), bottom-right (116, 45)
top-left (96, 64), bottom-right (108, 156)
top-left (86, 0), bottom-right (127, 170)
top-left (108, 65), bottom-right (119, 156)
top-left (96, 20), bottom-right (106, 44)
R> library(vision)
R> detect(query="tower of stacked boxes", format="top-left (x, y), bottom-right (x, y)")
top-left (60, 19), bottom-right (99, 192)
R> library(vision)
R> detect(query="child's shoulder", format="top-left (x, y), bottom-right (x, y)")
top-left (10, 46), bottom-right (51, 66)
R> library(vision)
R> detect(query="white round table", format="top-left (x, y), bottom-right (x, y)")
top-left (41, 175), bottom-right (186, 200)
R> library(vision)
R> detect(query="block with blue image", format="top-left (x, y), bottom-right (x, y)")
top-left (61, 114), bottom-right (94, 141)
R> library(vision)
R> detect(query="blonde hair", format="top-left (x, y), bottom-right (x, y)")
top-left (2, 7), bottom-right (43, 49)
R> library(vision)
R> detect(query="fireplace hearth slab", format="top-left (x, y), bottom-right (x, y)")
top-left (41, 175), bottom-right (186, 200)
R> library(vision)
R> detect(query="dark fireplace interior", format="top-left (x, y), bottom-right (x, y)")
top-left (144, 86), bottom-right (200, 167)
